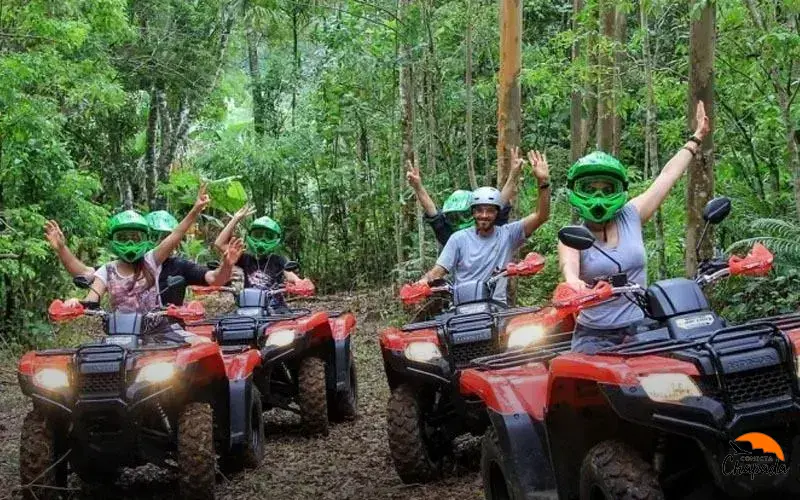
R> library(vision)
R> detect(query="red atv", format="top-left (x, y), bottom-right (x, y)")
top-left (380, 252), bottom-right (575, 483)
top-left (461, 197), bottom-right (800, 499)
top-left (17, 276), bottom-right (226, 500)
top-left (190, 261), bottom-right (357, 438)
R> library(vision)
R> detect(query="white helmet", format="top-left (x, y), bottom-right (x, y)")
top-left (471, 186), bottom-right (503, 209)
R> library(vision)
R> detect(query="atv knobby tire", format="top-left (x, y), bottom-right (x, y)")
top-left (19, 409), bottom-right (66, 500)
top-left (298, 356), bottom-right (329, 436)
top-left (178, 402), bottom-right (216, 500)
top-left (386, 384), bottom-right (446, 484)
top-left (329, 363), bottom-right (358, 422)
top-left (481, 427), bottom-right (515, 500)
top-left (579, 440), bottom-right (664, 500)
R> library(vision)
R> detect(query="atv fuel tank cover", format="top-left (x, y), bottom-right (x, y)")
top-left (646, 278), bottom-right (709, 320)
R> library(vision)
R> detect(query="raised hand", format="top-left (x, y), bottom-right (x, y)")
top-left (527, 150), bottom-right (550, 183)
top-left (693, 101), bottom-right (710, 141)
top-left (193, 183), bottom-right (211, 213)
top-left (405, 159), bottom-right (422, 189)
top-left (509, 146), bottom-right (525, 174)
top-left (234, 203), bottom-right (257, 221)
top-left (224, 237), bottom-right (245, 266)
top-left (44, 220), bottom-right (66, 250)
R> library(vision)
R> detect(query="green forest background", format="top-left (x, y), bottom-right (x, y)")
top-left (2, 0), bottom-right (800, 348)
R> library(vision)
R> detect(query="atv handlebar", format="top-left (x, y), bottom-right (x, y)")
top-left (189, 278), bottom-right (316, 298)
top-left (400, 252), bottom-right (546, 305)
top-left (47, 300), bottom-right (207, 323)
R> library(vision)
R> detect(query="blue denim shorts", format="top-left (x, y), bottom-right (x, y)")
top-left (571, 323), bottom-right (637, 354)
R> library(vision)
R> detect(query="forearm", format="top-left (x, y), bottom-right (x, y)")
top-left (558, 244), bottom-right (581, 281)
top-left (521, 187), bottom-right (551, 237)
top-left (214, 217), bottom-right (240, 252)
top-left (500, 169), bottom-right (521, 205)
top-left (154, 207), bottom-right (201, 264)
top-left (205, 260), bottom-right (234, 286)
top-left (412, 186), bottom-right (438, 217)
top-left (57, 246), bottom-right (94, 277)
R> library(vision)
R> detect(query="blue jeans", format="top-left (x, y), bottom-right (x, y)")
top-left (571, 323), bottom-right (637, 354)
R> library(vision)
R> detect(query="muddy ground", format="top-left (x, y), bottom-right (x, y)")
top-left (0, 290), bottom-right (484, 499)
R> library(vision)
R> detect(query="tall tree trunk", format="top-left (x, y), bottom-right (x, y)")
top-left (397, 0), bottom-right (415, 269)
top-left (570, 0), bottom-right (585, 163)
top-left (424, 0), bottom-right (437, 178)
top-left (612, 5), bottom-right (626, 156)
top-left (144, 93), bottom-right (158, 207)
top-left (465, 0), bottom-right (477, 189)
top-left (246, 17), bottom-right (266, 136)
top-left (685, 0), bottom-right (715, 277)
top-left (641, 0), bottom-right (667, 279)
top-left (292, 8), bottom-right (299, 128)
top-left (497, 0), bottom-right (522, 191)
top-left (596, 0), bottom-right (615, 152)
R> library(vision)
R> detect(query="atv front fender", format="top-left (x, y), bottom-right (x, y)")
top-left (488, 409), bottom-right (557, 497)
top-left (227, 376), bottom-right (255, 450)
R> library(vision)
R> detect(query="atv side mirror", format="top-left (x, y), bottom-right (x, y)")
top-left (73, 276), bottom-right (93, 289)
top-left (558, 226), bottom-right (596, 251)
top-left (702, 197), bottom-right (731, 224)
top-left (284, 261), bottom-right (299, 272)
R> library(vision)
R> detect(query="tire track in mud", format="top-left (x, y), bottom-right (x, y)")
top-left (0, 291), bottom-right (484, 499)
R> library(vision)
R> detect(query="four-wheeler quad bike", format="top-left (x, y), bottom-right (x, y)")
top-left (459, 197), bottom-right (800, 500)
top-left (17, 276), bottom-right (228, 500)
top-left (189, 261), bottom-right (358, 439)
top-left (380, 252), bottom-right (576, 484)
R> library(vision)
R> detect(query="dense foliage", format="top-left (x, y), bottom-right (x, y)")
top-left (2, 0), bottom-right (799, 345)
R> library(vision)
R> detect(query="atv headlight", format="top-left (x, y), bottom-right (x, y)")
top-left (34, 368), bottom-right (69, 390)
top-left (639, 373), bottom-right (701, 403)
top-left (506, 325), bottom-right (545, 351)
top-left (267, 329), bottom-right (296, 347)
top-left (404, 341), bottom-right (441, 363)
top-left (136, 362), bottom-right (175, 383)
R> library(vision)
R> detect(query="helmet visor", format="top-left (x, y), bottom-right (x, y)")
top-left (445, 211), bottom-right (474, 229)
top-left (573, 176), bottom-right (624, 197)
top-left (249, 228), bottom-right (280, 241)
top-left (111, 230), bottom-right (147, 243)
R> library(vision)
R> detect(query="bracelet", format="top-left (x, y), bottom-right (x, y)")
top-left (682, 145), bottom-right (698, 155)
top-left (538, 182), bottom-right (551, 190)
top-left (688, 135), bottom-right (702, 146)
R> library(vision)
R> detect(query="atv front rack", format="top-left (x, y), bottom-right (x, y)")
top-left (470, 331), bottom-right (574, 371)
top-left (599, 321), bottom-right (798, 421)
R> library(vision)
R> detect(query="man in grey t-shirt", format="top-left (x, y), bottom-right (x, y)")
top-left (415, 148), bottom-right (551, 304)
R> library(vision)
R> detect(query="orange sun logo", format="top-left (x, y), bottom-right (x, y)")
top-left (734, 432), bottom-right (785, 461)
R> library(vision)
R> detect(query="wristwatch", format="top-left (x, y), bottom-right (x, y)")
top-left (538, 181), bottom-right (551, 190)
top-left (688, 135), bottom-right (702, 146)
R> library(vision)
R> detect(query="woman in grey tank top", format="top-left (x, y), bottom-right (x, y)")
top-left (558, 101), bottom-right (711, 354)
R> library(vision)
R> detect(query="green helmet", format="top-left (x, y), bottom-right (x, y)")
top-left (246, 216), bottom-right (282, 256)
top-left (566, 151), bottom-right (629, 224)
top-left (442, 190), bottom-right (475, 230)
top-left (107, 210), bottom-right (152, 263)
top-left (145, 210), bottom-right (178, 242)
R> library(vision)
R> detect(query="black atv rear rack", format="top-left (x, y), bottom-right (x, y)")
top-left (470, 331), bottom-right (574, 371)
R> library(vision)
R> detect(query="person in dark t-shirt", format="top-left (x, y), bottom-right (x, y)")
top-left (214, 205), bottom-right (301, 311)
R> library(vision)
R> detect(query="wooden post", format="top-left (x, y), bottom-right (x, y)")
top-left (685, 0), bottom-right (715, 277)
top-left (497, 0), bottom-right (522, 193)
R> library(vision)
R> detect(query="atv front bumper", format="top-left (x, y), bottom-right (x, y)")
top-left (602, 384), bottom-right (800, 495)
top-left (19, 373), bottom-right (177, 467)
top-left (382, 348), bottom-right (453, 386)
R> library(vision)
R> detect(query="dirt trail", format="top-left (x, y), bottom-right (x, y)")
top-left (0, 291), bottom-right (484, 499)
